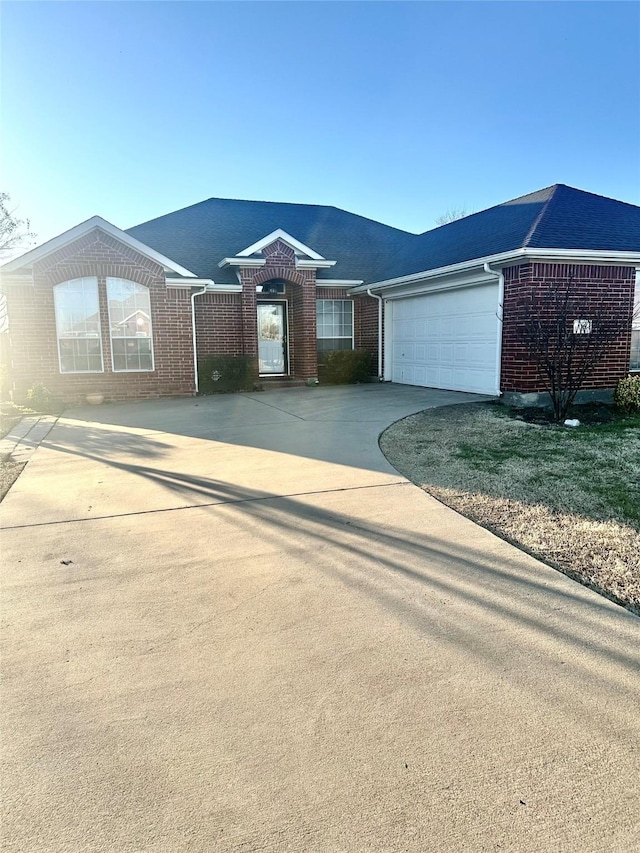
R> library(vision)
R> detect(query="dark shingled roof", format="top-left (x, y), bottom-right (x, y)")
top-left (126, 185), bottom-right (640, 287)
top-left (126, 197), bottom-right (414, 285)
top-left (373, 184), bottom-right (640, 283)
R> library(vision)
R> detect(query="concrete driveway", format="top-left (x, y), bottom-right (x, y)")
top-left (2, 384), bottom-right (639, 852)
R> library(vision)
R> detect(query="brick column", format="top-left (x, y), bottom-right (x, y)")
top-left (291, 269), bottom-right (318, 380)
top-left (239, 267), bottom-right (258, 360)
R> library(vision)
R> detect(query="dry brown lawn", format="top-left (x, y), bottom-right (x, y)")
top-left (380, 402), bottom-right (640, 615)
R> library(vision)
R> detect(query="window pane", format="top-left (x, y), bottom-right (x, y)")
top-left (112, 337), bottom-right (153, 371)
top-left (318, 338), bottom-right (352, 354)
top-left (54, 279), bottom-right (103, 373)
top-left (107, 278), bottom-right (154, 371)
top-left (316, 299), bottom-right (353, 349)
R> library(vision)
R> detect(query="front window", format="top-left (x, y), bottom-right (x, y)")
top-left (631, 276), bottom-right (640, 371)
top-left (54, 278), bottom-right (103, 373)
top-left (107, 278), bottom-right (154, 371)
top-left (316, 299), bottom-right (353, 359)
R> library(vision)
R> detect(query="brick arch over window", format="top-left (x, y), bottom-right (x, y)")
top-left (252, 266), bottom-right (308, 289)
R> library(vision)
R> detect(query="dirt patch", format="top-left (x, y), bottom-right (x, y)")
top-left (380, 402), bottom-right (640, 615)
top-left (512, 401), bottom-right (619, 426)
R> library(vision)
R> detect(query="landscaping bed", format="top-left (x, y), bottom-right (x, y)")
top-left (380, 401), bottom-right (640, 616)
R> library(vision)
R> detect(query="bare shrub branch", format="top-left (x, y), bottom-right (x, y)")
top-left (517, 278), bottom-right (636, 422)
top-left (0, 192), bottom-right (36, 258)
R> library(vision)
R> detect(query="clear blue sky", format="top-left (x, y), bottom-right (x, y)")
top-left (2, 1), bottom-right (639, 245)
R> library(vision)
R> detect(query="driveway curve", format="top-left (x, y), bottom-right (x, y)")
top-left (2, 384), bottom-right (639, 852)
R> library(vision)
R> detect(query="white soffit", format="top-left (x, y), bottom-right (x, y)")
top-left (317, 279), bottom-right (364, 287)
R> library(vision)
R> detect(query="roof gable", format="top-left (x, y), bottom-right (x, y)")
top-left (1, 216), bottom-right (198, 277)
top-left (236, 229), bottom-right (326, 260)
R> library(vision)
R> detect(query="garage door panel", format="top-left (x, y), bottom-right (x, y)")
top-left (391, 283), bottom-right (498, 395)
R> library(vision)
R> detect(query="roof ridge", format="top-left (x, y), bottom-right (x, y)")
top-left (521, 184), bottom-right (560, 247)
top-left (554, 183), bottom-right (640, 208)
top-left (129, 196), bottom-right (416, 238)
top-left (415, 184), bottom-right (562, 238)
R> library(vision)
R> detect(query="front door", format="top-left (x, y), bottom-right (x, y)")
top-left (257, 302), bottom-right (288, 375)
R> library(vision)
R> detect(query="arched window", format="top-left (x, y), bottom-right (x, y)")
top-left (107, 278), bottom-right (154, 372)
top-left (53, 278), bottom-right (103, 373)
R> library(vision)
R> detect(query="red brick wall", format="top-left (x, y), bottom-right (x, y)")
top-left (355, 294), bottom-right (380, 373)
top-left (195, 292), bottom-right (243, 357)
top-left (501, 262), bottom-right (635, 393)
top-left (3, 229), bottom-right (195, 404)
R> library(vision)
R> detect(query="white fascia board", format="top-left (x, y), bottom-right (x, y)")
top-left (166, 278), bottom-right (242, 293)
top-left (355, 247), bottom-right (640, 296)
top-left (206, 284), bottom-right (242, 293)
top-left (236, 229), bottom-right (326, 260)
top-left (219, 257), bottom-right (266, 268)
top-left (316, 279), bottom-right (364, 287)
top-left (519, 247), bottom-right (640, 264)
top-left (296, 259), bottom-right (336, 269)
top-left (166, 278), bottom-right (215, 287)
top-left (219, 256), bottom-right (336, 270)
top-left (371, 271), bottom-right (499, 301)
top-left (1, 216), bottom-right (198, 278)
top-left (351, 250), bottom-right (527, 293)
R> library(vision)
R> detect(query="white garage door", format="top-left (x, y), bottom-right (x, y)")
top-left (390, 283), bottom-right (499, 394)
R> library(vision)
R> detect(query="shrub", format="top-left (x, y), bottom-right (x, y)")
top-left (198, 354), bottom-right (258, 394)
top-left (319, 349), bottom-right (372, 385)
top-left (613, 375), bottom-right (640, 413)
top-left (26, 382), bottom-right (63, 414)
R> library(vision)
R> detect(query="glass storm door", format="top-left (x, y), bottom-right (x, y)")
top-left (257, 302), bottom-right (288, 375)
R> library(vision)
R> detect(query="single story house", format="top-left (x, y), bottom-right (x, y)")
top-left (1, 183), bottom-right (639, 405)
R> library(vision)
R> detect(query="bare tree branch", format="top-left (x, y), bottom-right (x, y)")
top-left (517, 278), bottom-right (637, 421)
top-left (434, 208), bottom-right (471, 226)
top-left (0, 192), bottom-right (36, 258)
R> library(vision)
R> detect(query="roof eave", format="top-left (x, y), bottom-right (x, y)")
top-left (353, 247), bottom-right (640, 294)
top-left (219, 257), bottom-right (337, 270)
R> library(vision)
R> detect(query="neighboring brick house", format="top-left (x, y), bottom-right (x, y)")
top-left (1, 184), bottom-right (639, 406)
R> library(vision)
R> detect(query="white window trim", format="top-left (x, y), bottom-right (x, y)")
top-left (316, 298), bottom-right (355, 350)
top-left (54, 278), bottom-right (104, 374)
top-left (107, 278), bottom-right (155, 373)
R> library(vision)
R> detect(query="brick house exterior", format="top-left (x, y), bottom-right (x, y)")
top-left (3, 230), bottom-right (195, 404)
top-left (1, 184), bottom-right (638, 406)
top-left (500, 263), bottom-right (637, 397)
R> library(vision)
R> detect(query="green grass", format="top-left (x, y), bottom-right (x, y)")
top-left (436, 406), bottom-right (640, 527)
top-left (380, 402), bottom-right (640, 614)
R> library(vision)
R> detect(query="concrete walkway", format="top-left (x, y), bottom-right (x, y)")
top-left (1, 385), bottom-right (639, 852)
top-left (0, 414), bottom-right (58, 465)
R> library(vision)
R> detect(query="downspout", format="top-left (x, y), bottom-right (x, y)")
top-left (366, 288), bottom-right (384, 379)
top-left (191, 284), bottom-right (209, 395)
top-left (483, 262), bottom-right (504, 396)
